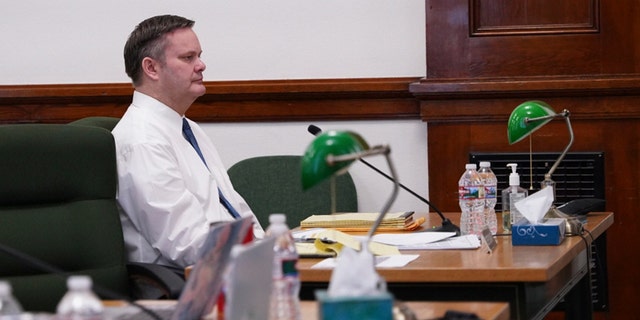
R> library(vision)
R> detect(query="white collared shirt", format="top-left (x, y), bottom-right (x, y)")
top-left (112, 91), bottom-right (264, 268)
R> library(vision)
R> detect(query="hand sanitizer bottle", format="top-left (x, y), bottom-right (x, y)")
top-left (501, 163), bottom-right (528, 234)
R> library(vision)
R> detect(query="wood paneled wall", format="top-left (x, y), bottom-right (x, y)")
top-left (412, 1), bottom-right (640, 319)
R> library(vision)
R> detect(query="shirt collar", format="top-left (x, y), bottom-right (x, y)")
top-left (132, 91), bottom-right (185, 128)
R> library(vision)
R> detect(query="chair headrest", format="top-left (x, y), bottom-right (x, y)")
top-left (0, 124), bottom-right (117, 205)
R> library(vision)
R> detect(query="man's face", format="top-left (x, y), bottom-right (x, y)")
top-left (156, 28), bottom-right (207, 108)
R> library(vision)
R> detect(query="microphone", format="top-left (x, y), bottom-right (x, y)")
top-left (308, 124), bottom-right (322, 136)
top-left (0, 242), bottom-right (162, 320)
top-left (307, 124), bottom-right (460, 235)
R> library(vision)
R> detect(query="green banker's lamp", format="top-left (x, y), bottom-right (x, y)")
top-left (302, 131), bottom-right (397, 315)
top-left (301, 130), bottom-right (399, 240)
top-left (507, 100), bottom-right (583, 234)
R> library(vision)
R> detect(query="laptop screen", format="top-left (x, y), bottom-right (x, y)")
top-left (171, 216), bottom-right (254, 320)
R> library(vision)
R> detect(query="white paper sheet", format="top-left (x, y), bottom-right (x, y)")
top-left (371, 231), bottom-right (457, 246)
top-left (397, 234), bottom-right (481, 250)
top-left (311, 254), bottom-right (419, 269)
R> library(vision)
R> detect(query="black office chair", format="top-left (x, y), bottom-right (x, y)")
top-left (0, 124), bottom-right (183, 312)
top-left (227, 155), bottom-right (358, 229)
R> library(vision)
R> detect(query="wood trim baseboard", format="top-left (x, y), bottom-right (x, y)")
top-left (410, 74), bottom-right (640, 98)
top-left (411, 74), bottom-right (640, 122)
top-left (0, 77), bottom-right (422, 124)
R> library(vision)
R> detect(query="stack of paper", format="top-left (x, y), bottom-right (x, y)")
top-left (300, 212), bottom-right (423, 232)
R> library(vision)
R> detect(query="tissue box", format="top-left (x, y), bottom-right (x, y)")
top-left (512, 218), bottom-right (566, 246)
top-left (315, 290), bottom-right (393, 320)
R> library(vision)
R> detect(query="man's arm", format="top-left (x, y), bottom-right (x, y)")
top-left (116, 142), bottom-right (226, 267)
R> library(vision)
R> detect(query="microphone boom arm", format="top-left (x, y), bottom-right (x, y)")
top-left (307, 124), bottom-right (460, 234)
top-left (357, 157), bottom-right (459, 234)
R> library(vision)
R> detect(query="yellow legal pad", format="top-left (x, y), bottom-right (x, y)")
top-left (295, 229), bottom-right (401, 257)
top-left (299, 211), bottom-right (424, 232)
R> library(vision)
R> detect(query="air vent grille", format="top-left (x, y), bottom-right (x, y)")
top-left (469, 152), bottom-right (605, 209)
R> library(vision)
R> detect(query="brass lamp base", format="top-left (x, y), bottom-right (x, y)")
top-left (545, 206), bottom-right (583, 236)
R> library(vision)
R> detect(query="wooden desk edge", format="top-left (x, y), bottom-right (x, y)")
top-left (103, 300), bottom-right (510, 320)
top-left (584, 211), bottom-right (614, 239)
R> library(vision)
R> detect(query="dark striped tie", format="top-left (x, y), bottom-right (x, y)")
top-left (182, 118), bottom-right (241, 219)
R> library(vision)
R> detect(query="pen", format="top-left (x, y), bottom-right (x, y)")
top-left (294, 237), bottom-right (337, 244)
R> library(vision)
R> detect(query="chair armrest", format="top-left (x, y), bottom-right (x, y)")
top-left (127, 262), bottom-right (185, 299)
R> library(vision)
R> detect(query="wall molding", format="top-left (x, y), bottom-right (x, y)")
top-left (0, 77), bottom-right (422, 124)
top-left (411, 74), bottom-right (640, 122)
top-left (3, 75), bottom-right (640, 124)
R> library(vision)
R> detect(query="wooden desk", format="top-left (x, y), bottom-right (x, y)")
top-left (297, 212), bottom-right (613, 320)
top-left (104, 300), bottom-right (510, 320)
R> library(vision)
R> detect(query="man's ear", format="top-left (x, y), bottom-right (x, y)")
top-left (141, 57), bottom-right (160, 80)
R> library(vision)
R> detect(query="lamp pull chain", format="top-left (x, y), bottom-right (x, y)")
top-left (330, 176), bottom-right (336, 214)
top-left (529, 136), bottom-right (534, 190)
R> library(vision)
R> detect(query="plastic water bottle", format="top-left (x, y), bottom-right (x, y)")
top-left (56, 276), bottom-right (104, 320)
top-left (0, 281), bottom-right (23, 318)
top-left (265, 214), bottom-right (301, 320)
top-left (458, 163), bottom-right (485, 237)
top-left (478, 161), bottom-right (498, 235)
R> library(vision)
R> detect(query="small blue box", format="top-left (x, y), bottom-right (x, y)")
top-left (512, 218), bottom-right (566, 246)
top-left (315, 290), bottom-right (393, 320)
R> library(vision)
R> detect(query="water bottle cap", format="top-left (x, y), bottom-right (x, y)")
top-left (230, 245), bottom-right (243, 259)
top-left (0, 281), bottom-right (11, 295)
top-left (479, 161), bottom-right (490, 168)
top-left (465, 163), bottom-right (476, 170)
top-left (269, 213), bottom-right (286, 224)
top-left (67, 275), bottom-right (92, 291)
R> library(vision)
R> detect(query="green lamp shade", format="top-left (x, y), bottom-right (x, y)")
top-left (507, 100), bottom-right (557, 144)
top-left (301, 130), bottom-right (369, 190)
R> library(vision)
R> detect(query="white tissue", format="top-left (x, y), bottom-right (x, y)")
top-left (327, 239), bottom-right (385, 297)
top-left (514, 187), bottom-right (555, 224)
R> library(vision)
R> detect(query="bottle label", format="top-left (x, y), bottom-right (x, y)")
top-left (281, 259), bottom-right (298, 277)
top-left (458, 186), bottom-right (484, 199)
top-left (484, 185), bottom-right (497, 199)
top-left (510, 193), bottom-right (526, 224)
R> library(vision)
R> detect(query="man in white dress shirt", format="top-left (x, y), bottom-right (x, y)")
top-left (113, 15), bottom-right (264, 269)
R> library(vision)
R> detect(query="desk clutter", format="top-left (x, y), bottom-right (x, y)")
top-left (459, 160), bottom-right (572, 247)
top-left (293, 226), bottom-right (480, 260)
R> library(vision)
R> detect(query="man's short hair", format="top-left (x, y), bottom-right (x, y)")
top-left (124, 15), bottom-right (195, 86)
